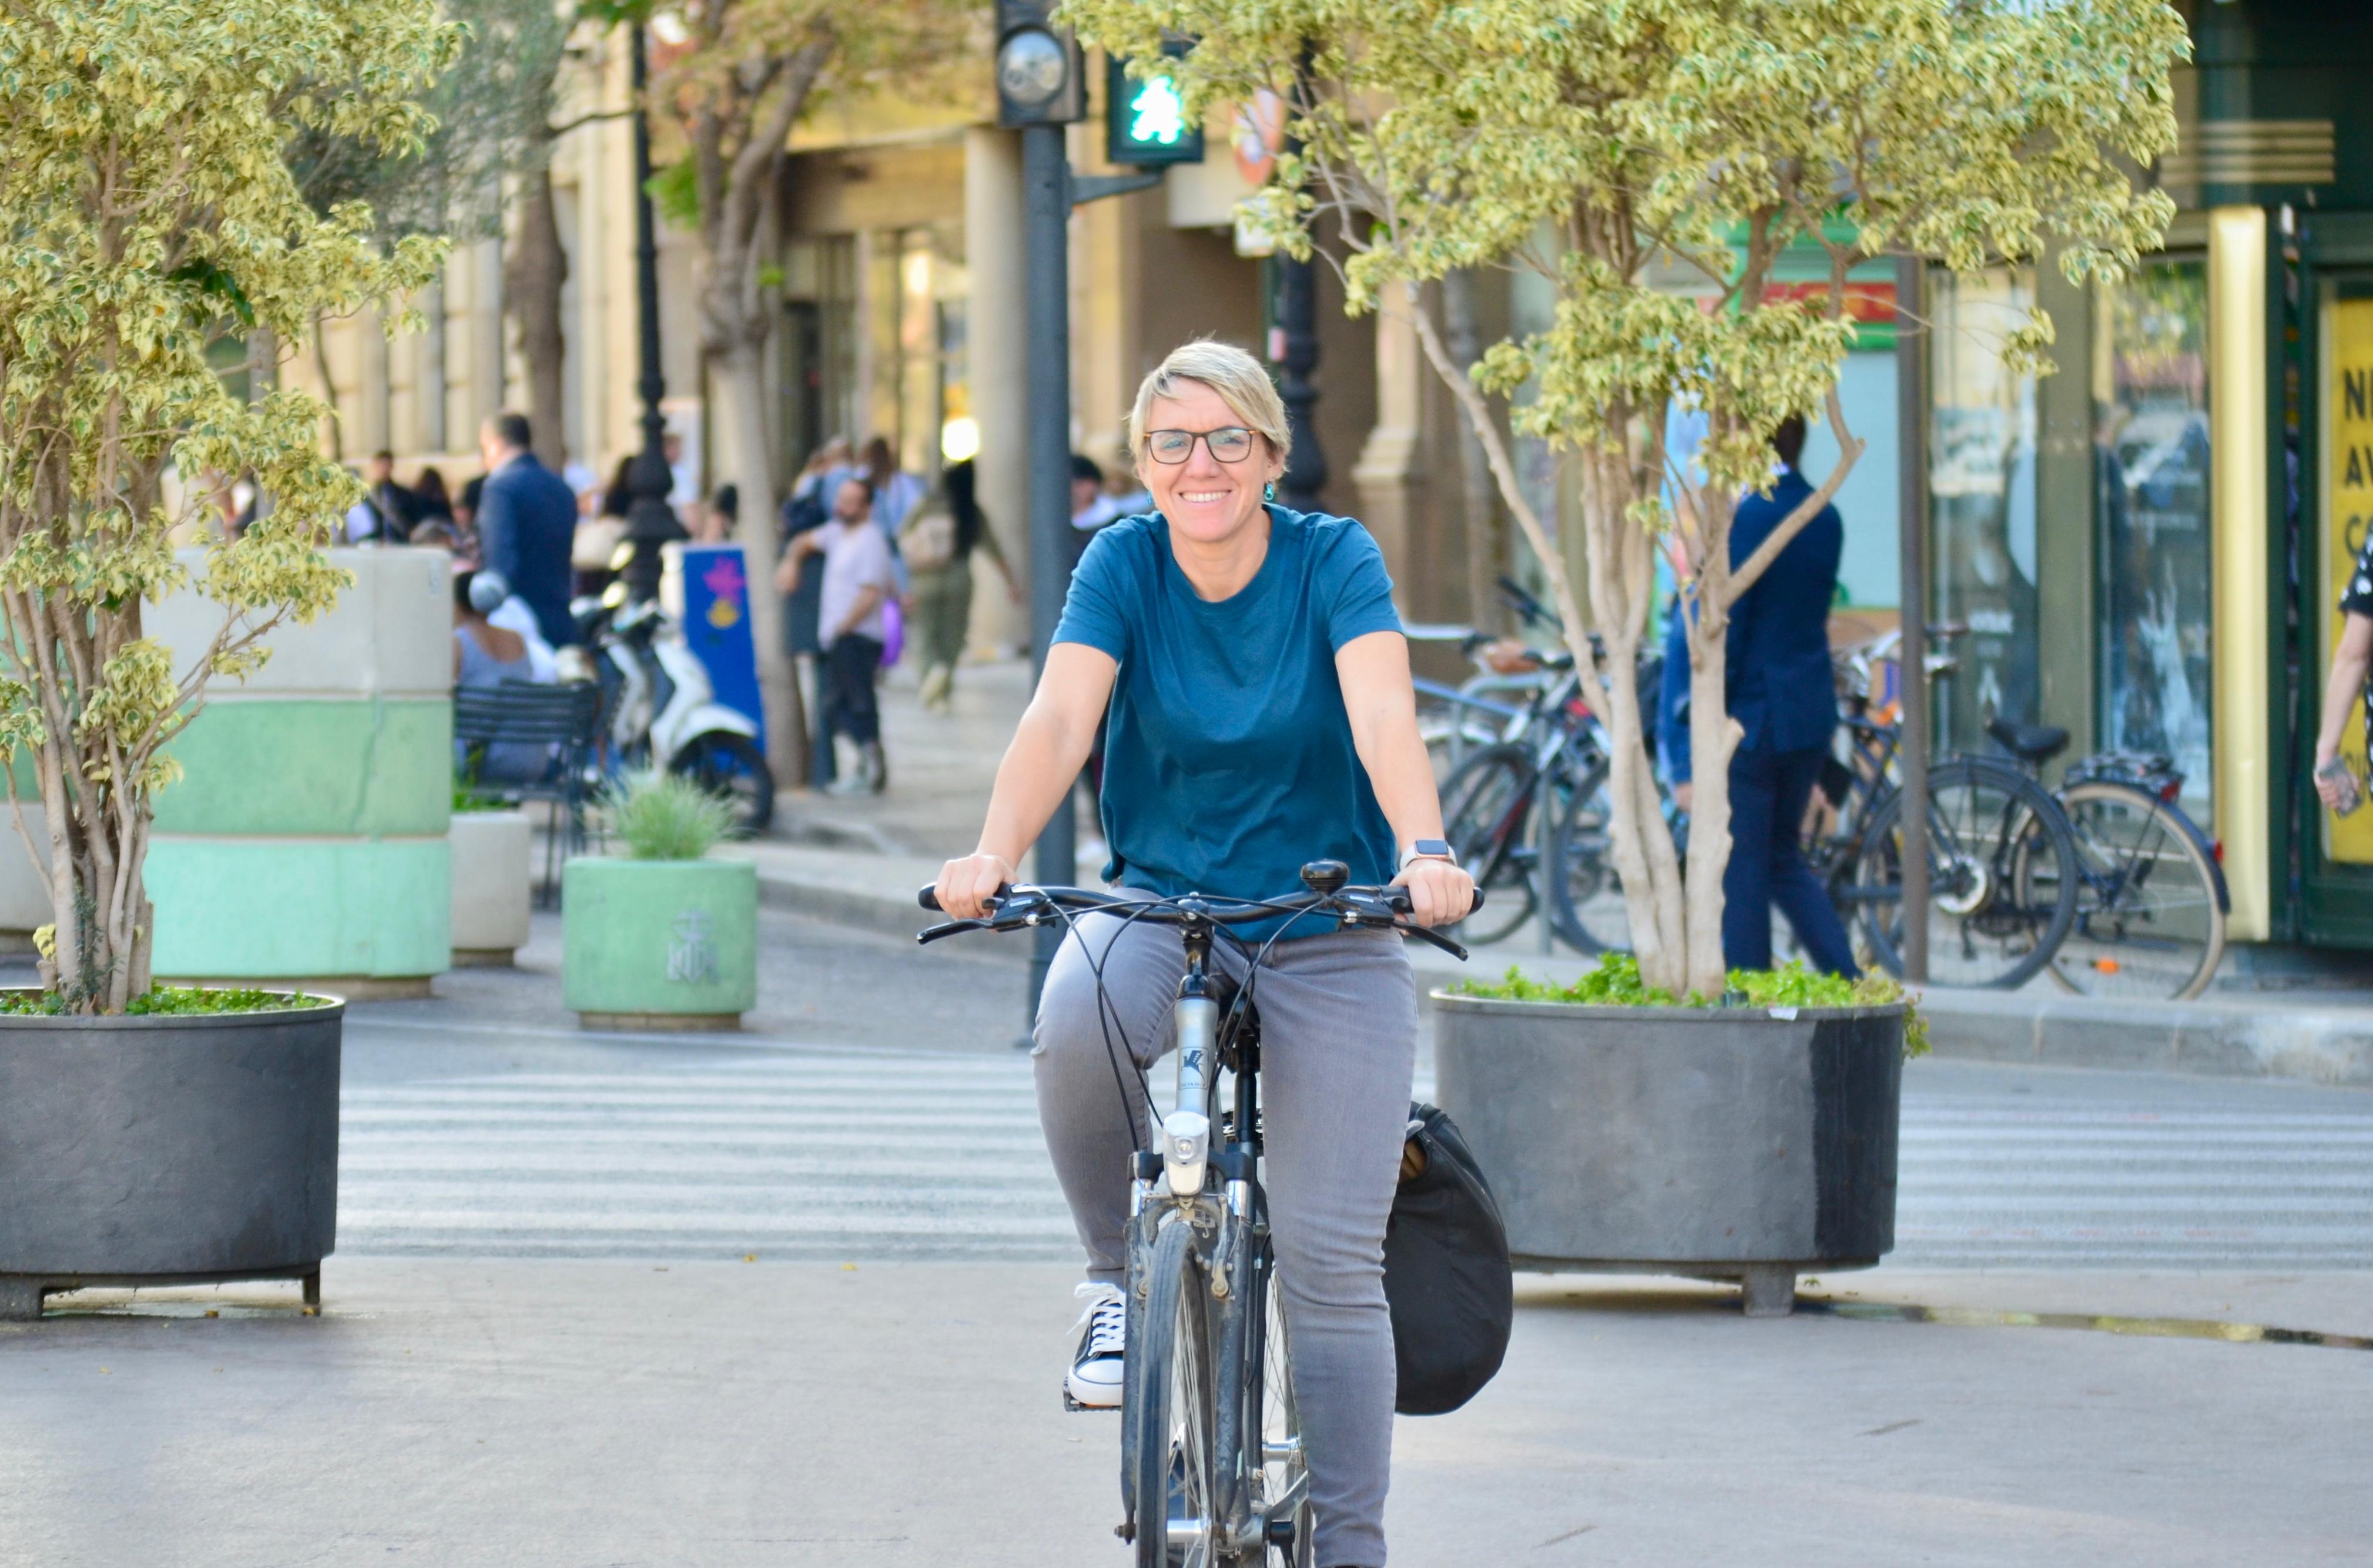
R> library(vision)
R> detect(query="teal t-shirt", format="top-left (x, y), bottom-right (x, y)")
top-left (1054, 505), bottom-right (1403, 939)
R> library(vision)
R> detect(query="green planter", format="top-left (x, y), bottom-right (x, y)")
top-left (561, 857), bottom-right (757, 1030)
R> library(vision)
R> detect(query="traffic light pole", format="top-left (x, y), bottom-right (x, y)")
top-left (1023, 123), bottom-right (1074, 1018)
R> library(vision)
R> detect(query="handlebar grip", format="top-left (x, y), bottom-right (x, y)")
top-left (917, 882), bottom-right (1015, 914)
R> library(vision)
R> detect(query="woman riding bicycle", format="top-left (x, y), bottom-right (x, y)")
top-left (934, 340), bottom-right (1473, 1568)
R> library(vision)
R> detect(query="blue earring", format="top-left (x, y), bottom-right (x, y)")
top-left (1264, 481), bottom-right (1276, 502)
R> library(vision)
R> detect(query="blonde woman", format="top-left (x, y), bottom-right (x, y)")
top-left (933, 340), bottom-right (1472, 1568)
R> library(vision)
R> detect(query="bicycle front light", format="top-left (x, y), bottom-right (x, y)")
top-left (1160, 1109), bottom-right (1210, 1196)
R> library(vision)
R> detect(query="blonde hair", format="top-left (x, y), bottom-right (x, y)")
top-left (1127, 339), bottom-right (1291, 468)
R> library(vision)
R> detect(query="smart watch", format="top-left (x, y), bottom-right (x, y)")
top-left (1398, 838), bottom-right (1457, 872)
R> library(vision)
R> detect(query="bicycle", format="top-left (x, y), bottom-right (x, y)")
top-left (1803, 630), bottom-right (2084, 989)
top-left (1989, 725), bottom-right (2230, 999)
top-left (918, 865), bottom-right (1478, 1566)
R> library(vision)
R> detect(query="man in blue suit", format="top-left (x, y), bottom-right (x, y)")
top-left (474, 411), bottom-right (579, 648)
top-left (1660, 414), bottom-right (1859, 976)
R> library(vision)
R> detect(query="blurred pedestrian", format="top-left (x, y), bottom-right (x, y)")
top-left (475, 411), bottom-right (579, 649)
top-left (778, 474), bottom-right (896, 794)
top-left (413, 467), bottom-right (456, 529)
top-left (347, 449), bottom-right (417, 543)
top-left (451, 568), bottom-right (554, 784)
top-left (696, 484), bottom-right (738, 545)
top-left (903, 459), bottom-right (1018, 713)
top-left (860, 435), bottom-right (926, 530)
top-left (782, 439), bottom-right (852, 785)
top-left (1659, 414), bottom-right (1858, 976)
top-left (2313, 529), bottom-right (2373, 815)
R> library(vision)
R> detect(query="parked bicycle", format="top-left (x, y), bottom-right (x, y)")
top-left (1992, 724), bottom-right (2231, 1000)
top-left (917, 865), bottom-right (1477, 1566)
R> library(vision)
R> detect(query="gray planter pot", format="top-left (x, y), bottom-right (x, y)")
top-left (0, 996), bottom-right (344, 1320)
top-left (1434, 992), bottom-right (1904, 1316)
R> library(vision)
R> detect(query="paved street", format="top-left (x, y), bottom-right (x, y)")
top-left (336, 914), bottom-right (2373, 1272)
top-left (5, 911), bottom-right (2372, 1566)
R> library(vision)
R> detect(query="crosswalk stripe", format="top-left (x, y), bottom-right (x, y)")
top-left (334, 1050), bottom-right (2373, 1269)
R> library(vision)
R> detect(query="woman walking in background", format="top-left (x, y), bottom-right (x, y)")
top-left (903, 459), bottom-right (1019, 713)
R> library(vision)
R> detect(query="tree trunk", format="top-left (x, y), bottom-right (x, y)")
top-left (712, 339), bottom-right (807, 788)
top-left (505, 158), bottom-right (569, 470)
top-left (1440, 270), bottom-right (1502, 632)
top-left (1682, 601), bottom-right (1739, 998)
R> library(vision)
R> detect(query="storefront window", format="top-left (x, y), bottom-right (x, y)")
top-left (2096, 260), bottom-right (2213, 808)
top-left (1929, 267), bottom-right (2041, 755)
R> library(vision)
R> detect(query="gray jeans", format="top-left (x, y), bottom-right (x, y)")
top-left (1033, 904), bottom-right (1419, 1568)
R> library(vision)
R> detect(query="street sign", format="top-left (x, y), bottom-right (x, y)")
top-left (1107, 48), bottom-right (1203, 167)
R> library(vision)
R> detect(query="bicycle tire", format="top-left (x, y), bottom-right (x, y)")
top-left (667, 730), bottom-right (776, 835)
top-left (1543, 762), bottom-right (1625, 955)
top-left (1851, 756), bottom-right (2079, 989)
top-left (1438, 743), bottom-right (1537, 946)
top-left (1129, 1218), bottom-right (1221, 1568)
top-left (2040, 780), bottom-right (2227, 1000)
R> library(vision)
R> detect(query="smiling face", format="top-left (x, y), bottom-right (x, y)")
top-left (1138, 379), bottom-right (1285, 549)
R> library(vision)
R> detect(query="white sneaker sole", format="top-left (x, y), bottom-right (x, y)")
top-left (1065, 1368), bottom-right (1124, 1411)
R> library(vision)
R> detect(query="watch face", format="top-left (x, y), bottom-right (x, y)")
top-left (997, 29), bottom-right (1068, 105)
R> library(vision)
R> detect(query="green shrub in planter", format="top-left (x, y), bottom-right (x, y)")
top-left (562, 774), bottom-right (756, 1030)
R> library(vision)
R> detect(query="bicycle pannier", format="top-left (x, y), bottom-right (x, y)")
top-left (1383, 1101), bottom-right (1513, 1415)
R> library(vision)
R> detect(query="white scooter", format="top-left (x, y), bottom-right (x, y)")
top-left (576, 589), bottom-right (775, 835)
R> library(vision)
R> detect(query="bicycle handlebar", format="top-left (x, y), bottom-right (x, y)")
top-left (916, 879), bottom-right (1484, 961)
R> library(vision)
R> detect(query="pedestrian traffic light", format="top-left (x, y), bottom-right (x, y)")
top-left (995, 0), bottom-right (1084, 127)
top-left (1106, 46), bottom-right (1203, 167)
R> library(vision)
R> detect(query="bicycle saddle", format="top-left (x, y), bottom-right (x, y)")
top-left (1986, 717), bottom-right (2070, 763)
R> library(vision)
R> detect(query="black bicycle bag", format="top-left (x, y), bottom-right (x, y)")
top-left (1383, 1102), bottom-right (1513, 1416)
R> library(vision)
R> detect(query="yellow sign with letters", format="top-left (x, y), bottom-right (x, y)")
top-left (2326, 296), bottom-right (2373, 861)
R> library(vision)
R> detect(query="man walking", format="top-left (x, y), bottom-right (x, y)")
top-left (1660, 414), bottom-right (1859, 976)
top-left (475, 412), bottom-right (579, 649)
top-left (779, 475), bottom-right (897, 793)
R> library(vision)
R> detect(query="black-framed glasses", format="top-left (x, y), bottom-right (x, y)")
top-left (1145, 427), bottom-right (1256, 465)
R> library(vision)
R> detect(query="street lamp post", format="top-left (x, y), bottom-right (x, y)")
top-left (622, 24), bottom-right (683, 604)
top-left (1272, 250), bottom-right (1326, 510)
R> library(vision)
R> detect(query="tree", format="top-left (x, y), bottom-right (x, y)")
top-left (1065, 0), bottom-right (2186, 996)
top-left (284, 0), bottom-right (575, 463)
top-left (644, 0), bottom-right (970, 783)
top-left (0, 0), bottom-right (451, 1012)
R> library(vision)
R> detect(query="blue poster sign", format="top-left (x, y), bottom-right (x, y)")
top-left (678, 543), bottom-right (765, 748)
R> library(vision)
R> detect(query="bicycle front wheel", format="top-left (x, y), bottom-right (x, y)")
top-left (2043, 780), bottom-right (2227, 1000)
top-left (1852, 757), bottom-right (2078, 989)
top-left (1439, 743), bottom-right (1537, 946)
top-left (1241, 1230), bottom-right (1309, 1566)
top-left (1129, 1218), bottom-right (1221, 1568)
top-left (1544, 763), bottom-right (1628, 954)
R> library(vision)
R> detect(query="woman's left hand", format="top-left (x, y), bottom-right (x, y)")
top-left (1392, 857), bottom-right (1476, 929)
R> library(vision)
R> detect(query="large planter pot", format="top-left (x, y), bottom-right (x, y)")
top-left (0, 996), bottom-right (344, 1320)
top-left (450, 810), bottom-right (532, 966)
top-left (562, 857), bottom-right (758, 1030)
top-left (145, 546), bottom-right (453, 995)
top-left (1434, 993), bottom-right (1904, 1316)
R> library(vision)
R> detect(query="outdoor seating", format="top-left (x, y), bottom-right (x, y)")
top-left (453, 680), bottom-right (604, 906)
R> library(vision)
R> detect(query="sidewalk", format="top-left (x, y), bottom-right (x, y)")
top-left (8, 1260), bottom-right (2365, 1566)
top-left (745, 658), bottom-right (2373, 1087)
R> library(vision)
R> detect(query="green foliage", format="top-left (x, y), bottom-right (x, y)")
top-left (284, 0), bottom-right (571, 243)
top-left (1065, 0), bottom-right (2186, 998)
top-left (0, 0), bottom-right (454, 1010)
top-left (0, 984), bottom-right (333, 1016)
top-left (1065, 0), bottom-right (2185, 489)
top-left (609, 769), bottom-right (736, 861)
top-left (1454, 956), bottom-right (1928, 1056)
top-left (453, 781), bottom-right (515, 814)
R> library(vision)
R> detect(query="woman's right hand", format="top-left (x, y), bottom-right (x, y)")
top-left (935, 852), bottom-right (1019, 920)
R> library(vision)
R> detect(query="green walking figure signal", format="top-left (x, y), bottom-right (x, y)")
top-left (1107, 46), bottom-right (1204, 167)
